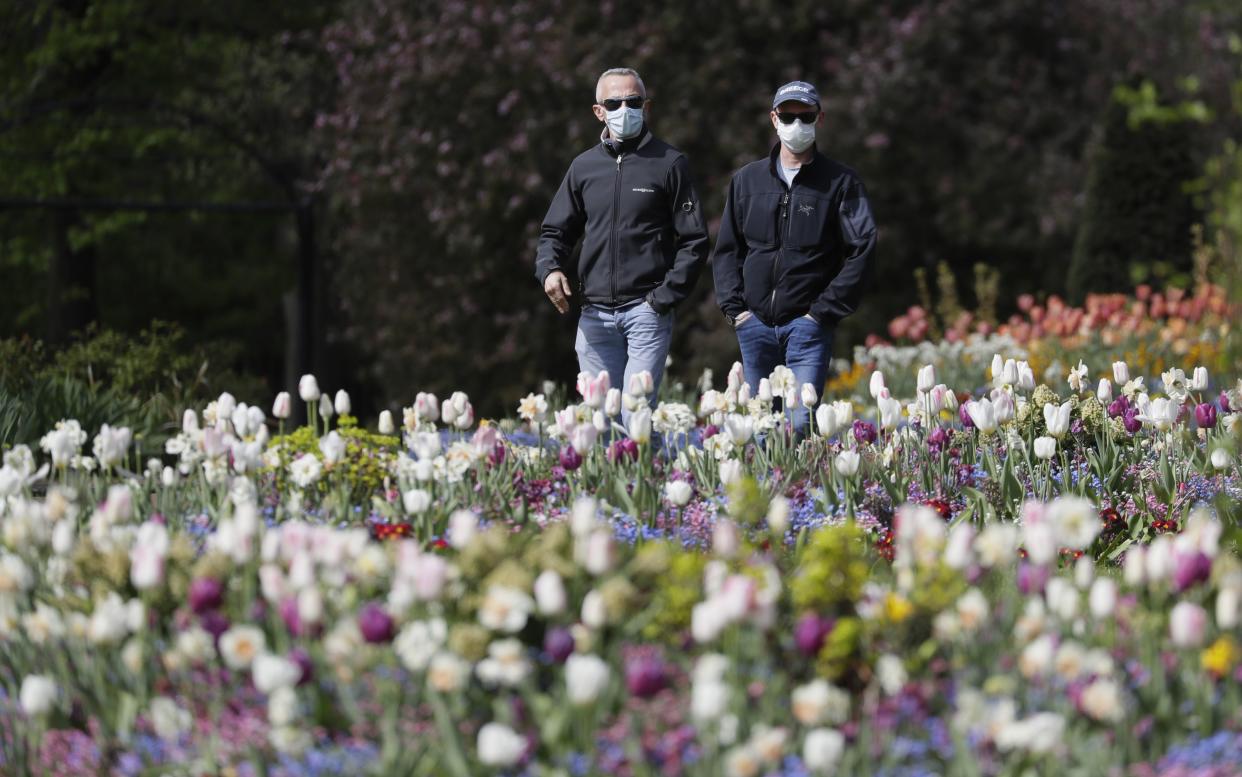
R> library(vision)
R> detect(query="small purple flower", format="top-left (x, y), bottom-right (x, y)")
top-left (1122, 408), bottom-right (1142, 435)
top-left (1220, 391), bottom-right (1232, 413)
top-left (543, 627), bottom-right (575, 663)
top-left (288, 648), bottom-right (314, 686)
top-left (199, 609), bottom-right (230, 642)
top-left (1107, 396), bottom-right (1130, 419)
top-left (852, 419), bottom-right (877, 445)
top-left (357, 602), bottom-right (395, 644)
top-left (1194, 403), bottom-right (1217, 429)
top-left (559, 446), bottom-right (583, 471)
top-left (1173, 551), bottom-right (1212, 592)
top-left (1016, 563), bottom-right (1050, 595)
top-left (279, 597), bottom-right (303, 636)
top-left (794, 613), bottom-right (834, 657)
top-left (958, 403), bottom-right (975, 429)
top-left (488, 442), bottom-right (506, 467)
top-left (927, 426), bottom-right (949, 453)
top-left (1070, 418), bottom-right (1085, 435)
top-left (625, 655), bottom-right (669, 698)
top-left (702, 424), bottom-right (720, 440)
top-left (188, 577), bottom-right (224, 614)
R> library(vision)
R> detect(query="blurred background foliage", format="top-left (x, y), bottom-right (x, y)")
top-left (0, 0), bottom-right (1239, 420)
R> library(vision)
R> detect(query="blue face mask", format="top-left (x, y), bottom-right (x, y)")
top-left (605, 106), bottom-right (644, 139)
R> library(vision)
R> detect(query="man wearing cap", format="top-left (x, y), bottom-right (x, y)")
top-left (536, 67), bottom-right (709, 411)
top-left (711, 80), bottom-right (877, 434)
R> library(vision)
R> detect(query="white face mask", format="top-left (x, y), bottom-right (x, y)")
top-left (605, 106), bottom-right (644, 140)
top-left (776, 118), bottom-right (816, 153)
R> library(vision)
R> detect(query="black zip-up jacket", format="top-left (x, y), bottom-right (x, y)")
top-left (712, 143), bottom-right (877, 326)
top-left (536, 128), bottom-right (708, 314)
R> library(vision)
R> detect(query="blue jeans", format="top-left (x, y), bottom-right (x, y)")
top-left (735, 313), bottom-right (834, 434)
top-left (575, 300), bottom-right (674, 419)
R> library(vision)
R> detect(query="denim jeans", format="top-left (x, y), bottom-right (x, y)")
top-left (575, 299), bottom-right (674, 420)
top-left (735, 313), bottom-right (834, 434)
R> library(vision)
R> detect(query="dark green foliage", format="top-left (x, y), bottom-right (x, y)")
top-left (0, 323), bottom-right (265, 452)
top-left (1068, 95), bottom-right (1199, 300)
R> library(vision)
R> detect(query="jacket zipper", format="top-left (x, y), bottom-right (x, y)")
top-left (771, 188), bottom-right (790, 320)
top-left (611, 153), bottom-right (624, 306)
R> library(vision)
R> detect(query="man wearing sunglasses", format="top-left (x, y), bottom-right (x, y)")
top-left (536, 67), bottom-right (708, 414)
top-left (711, 80), bottom-right (877, 435)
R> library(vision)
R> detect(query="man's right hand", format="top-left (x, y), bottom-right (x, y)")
top-left (543, 271), bottom-right (573, 314)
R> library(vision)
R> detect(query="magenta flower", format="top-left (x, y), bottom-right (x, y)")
top-left (1122, 408), bottom-right (1142, 435)
top-left (852, 419), bottom-right (878, 445)
top-left (1107, 396), bottom-right (1129, 419)
top-left (188, 577), bottom-right (224, 614)
top-left (1173, 551), bottom-right (1212, 592)
top-left (1016, 563), bottom-right (1050, 595)
top-left (559, 446), bottom-right (583, 471)
top-left (624, 655), bottom-right (669, 698)
top-left (1220, 391), bottom-right (1232, 413)
top-left (1194, 403), bottom-right (1217, 429)
top-left (958, 403), bottom-right (975, 429)
top-left (543, 627), bottom-right (575, 663)
top-left (927, 426), bottom-right (949, 453)
top-left (794, 613), bottom-right (835, 657)
top-left (357, 602), bottom-right (395, 643)
top-left (289, 648), bottom-right (314, 686)
top-left (606, 438), bottom-right (639, 463)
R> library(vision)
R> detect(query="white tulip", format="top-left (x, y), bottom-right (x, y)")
top-left (253, 652), bottom-right (302, 694)
top-left (834, 450), bottom-right (861, 478)
top-left (815, 404), bottom-right (838, 438)
top-left (298, 374), bottom-right (320, 403)
top-left (1112, 361), bottom-right (1129, 384)
top-left (1097, 379), bottom-right (1113, 404)
top-left (1190, 366), bottom-right (1209, 392)
top-left (877, 395), bottom-right (902, 430)
top-left (565, 653), bottom-right (611, 706)
top-left (533, 569), bottom-right (567, 616)
top-left (1211, 448), bottom-right (1232, 470)
top-left (1088, 578), bottom-right (1116, 619)
top-left (800, 382), bottom-right (819, 408)
top-left (869, 370), bottom-right (887, 399)
top-left (803, 728), bottom-right (845, 774)
top-left (20, 675), bottom-right (57, 717)
top-left (1033, 436), bottom-right (1057, 461)
top-left (448, 510), bottom-right (478, 549)
top-left (477, 722), bottom-right (526, 767)
top-left (628, 407), bottom-right (652, 444)
top-left (965, 399), bottom-right (997, 433)
top-left (318, 394), bottom-right (333, 420)
top-left (719, 459), bottom-right (743, 486)
top-left (1043, 401), bottom-right (1072, 438)
top-left (665, 480), bottom-right (694, 506)
top-left (402, 488), bottom-right (431, 514)
top-left (916, 364), bottom-right (936, 394)
top-left (377, 410), bottom-right (395, 435)
top-left (272, 392), bottom-right (292, 420)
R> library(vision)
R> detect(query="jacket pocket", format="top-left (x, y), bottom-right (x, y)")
top-left (740, 194), bottom-right (781, 246)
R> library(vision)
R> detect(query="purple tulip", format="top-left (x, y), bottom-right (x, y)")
top-left (703, 424), bottom-right (720, 440)
top-left (1195, 403), bottom-right (1217, 430)
top-left (1220, 391), bottom-right (1232, 413)
top-left (852, 419), bottom-right (878, 445)
top-left (188, 577), bottom-right (224, 614)
top-left (1016, 563), bottom-right (1050, 595)
top-left (610, 437), bottom-right (640, 463)
top-left (927, 426), bottom-right (949, 453)
top-left (1122, 408), bottom-right (1142, 435)
top-left (1107, 396), bottom-right (1130, 419)
top-left (198, 609), bottom-right (230, 641)
top-left (357, 602), bottom-right (395, 644)
top-left (288, 648), bottom-right (314, 686)
top-left (488, 442), bottom-right (506, 467)
top-left (624, 655), bottom-right (669, 698)
top-left (278, 597), bottom-right (303, 637)
top-left (543, 627), bottom-right (575, 663)
top-left (558, 446), bottom-right (583, 471)
top-left (958, 403), bottom-right (975, 429)
top-left (1173, 552), bottom-right (1212, 592)
top-left (794, 613), bottom-right (835, 657)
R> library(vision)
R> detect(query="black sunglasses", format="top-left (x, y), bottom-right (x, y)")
top-left (776, 111), bottom-right (818, 125)
top-left (597, 96), bottom-right (645, 111)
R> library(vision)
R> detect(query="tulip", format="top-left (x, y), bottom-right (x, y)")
top-left (965, 399), bottom-right (997, 433)
top-left (958, 403), bottom-right (975, 429)
top-left (718, 459), bottom-right (743, 486)
top-left (1112, 361), bottom-right (1129, 384)
top-left (624, 655), bottom-right (669, 698)
top-left (20, 675), bottom-right (56, 717)
top-left (1017, 361), bottom-right (1036, 392)
top-left (604, 388), bottom-right (622, 417)
top-left (288, 648), bottom-right (314, 686)
top-left (1195, 403), bottom-right (1217, 429)
top-left (570, 424), bottom-right (597, 455)
top-left (1137, 397), bottom-right (1179, 431)
top-left (1212, 448), bottom-right (1232, 470)
top-left (606, 437), bottom-right (639, 463)
top-left (1217, 587), bottom-right (1240, 630)
top-left (544, 627), bottom-right (576, 663)
top-left (1221, 391), bottom-right (1233, 413)
top-left (804, 728), bottom-right (846, 774)
top-left (298, 374), bottom-right (320, 403)
top-left (377, 410), bottom-right (395, 435)
top-left (559, 446), bottom-right (582, 471)
top-left (477, 722), bottom-right (526, 768)
top-left (665, 480), bottom-right (693, 506)
top-left (1122, 408), bottom-right (1142, 434)
top-left (1190, 366), bottom-right (1209, 392)
top-left (182, 408), bottom-right (200, 433)
top-left (877, 396), bottom-right (901, 430)
top-left (999, 360), bottom-right (1018, 387)
top-left (815, 405), bottom-right (838, 438)
top-left (1097, 379), bottom-right (1113, 404)
top-left (794, 614), bottom-right (835, 657)
top-left (927, 426), bottom-right (949, 453)
top-left (189, 577), bottom-right (225, 614)
top-left (534, 570), bottom-right (567, 616)
top-left (992, 391), bottom-right (1015, 424)
top-left (1088, 578), bottom-right (1116, 619)
top-left (834, 450), bottom-right (861, 478)
top-left (357, 602), bottom-right (395, 644)
top-left (800, 382), bottom-right (819, 409)
top-left (566, 653), bottom-right (611, 706)
top-left (318, 394), bottom-right (333, 421)
top-left (628, 408), bottom-right (652, 444)
top-left (869, 370), bottom-right (887, 399)
top-left (1169, 601), bottom-right (1208, 648)
top-left (1016, 563), bottom-right (1050, 595)
top-left (1173, 552), bottom-right (1212, 592)
top-left (1107, 396), bottom-right (1128, 418)
top-left (334, 390), bottom-right (351, 416)
top-left (1043, 401), bottom-right (1072, 438)
top-left (852, 420), bottom-right (877, 445)
top-left (628, 370), bottom-right (654, 397)
top-left (916, 364), bottom-right (936, 394)
top-left (1033, 436), bottom-right (1057, 461)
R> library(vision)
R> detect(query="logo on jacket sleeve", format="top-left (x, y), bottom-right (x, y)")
top-left (632, 187), bottom-right (655, 193)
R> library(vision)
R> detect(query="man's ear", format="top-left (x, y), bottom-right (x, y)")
top-left (592, 104), bottom-right (606, 122)
top-left (816, 112), bottom-right (825, 127)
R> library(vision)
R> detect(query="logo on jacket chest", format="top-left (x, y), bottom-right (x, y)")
top-left (797, 203), bottom-right (815, 216)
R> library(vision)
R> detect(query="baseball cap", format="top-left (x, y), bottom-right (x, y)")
top-left (772, 81), bottom-right (820, 110)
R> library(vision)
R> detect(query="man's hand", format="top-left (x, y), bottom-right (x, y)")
top-left (543, 271), bottom-right (573, 314)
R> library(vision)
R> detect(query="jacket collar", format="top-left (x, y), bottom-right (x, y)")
top-left (767, 142), bottom-right (820, 181)
top-left (601, 125), bottom-right (652, 156)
